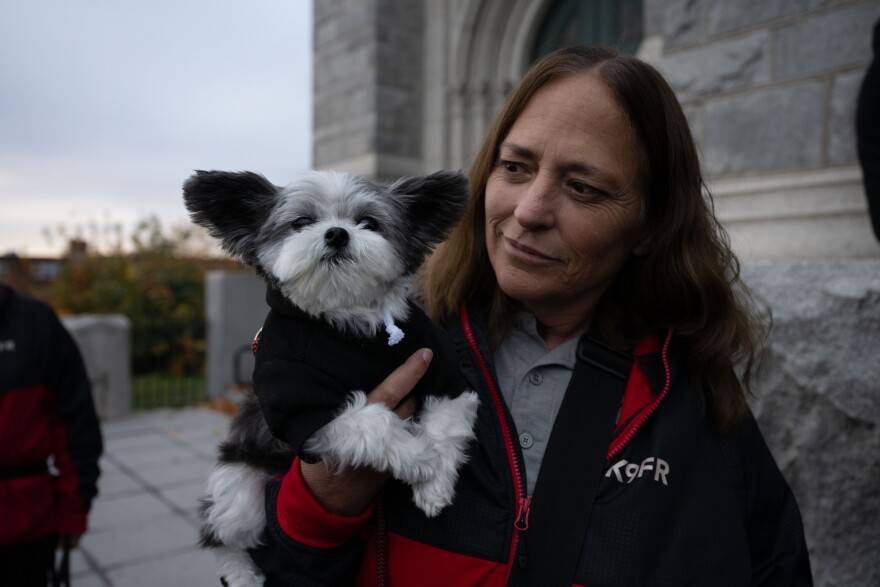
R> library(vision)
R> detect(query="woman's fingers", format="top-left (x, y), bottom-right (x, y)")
top-left (367, 348), bottom-right (432, 410)
top-left (393, 397), bottom-right (418, 420)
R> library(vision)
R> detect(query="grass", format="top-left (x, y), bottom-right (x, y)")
top-left (132, 373), bottom-right (207, 409)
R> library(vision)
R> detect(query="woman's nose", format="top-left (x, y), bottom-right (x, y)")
top-left (514, 175), bottom-right (555, 229)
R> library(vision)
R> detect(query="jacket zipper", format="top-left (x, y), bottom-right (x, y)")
top-left (459, 305), bottom-right (530, 574)
top-left (606, 328), bottom-right (673, 460)
top-left (460, 307), bottom-right (673, 576)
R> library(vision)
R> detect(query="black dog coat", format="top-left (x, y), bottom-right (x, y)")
top-left (254, 286), bottom-right (469, 458)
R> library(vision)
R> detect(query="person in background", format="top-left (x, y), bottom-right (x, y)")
top-left (248, 45), bottom-right (812, 585)
top-left (0, 284), bottom-right (103, 587)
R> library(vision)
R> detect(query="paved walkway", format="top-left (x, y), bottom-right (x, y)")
top-left (74, 406), bottom-right (232, 587)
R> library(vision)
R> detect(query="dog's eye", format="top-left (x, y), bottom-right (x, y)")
top-left (358, 217), bottom-right (379, 231)
top-left (291, 217), bottom-right (315, 230)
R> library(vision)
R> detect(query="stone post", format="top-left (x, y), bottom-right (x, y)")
top-left (205, 270), bottom-right (268, 399)
top-left (62, 314), bottom-right (131, 420)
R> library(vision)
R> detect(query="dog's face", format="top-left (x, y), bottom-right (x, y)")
top-left (183, 169), bottom-right (468, 313)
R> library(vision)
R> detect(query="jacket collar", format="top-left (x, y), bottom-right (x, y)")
top-left (454, 301), bottom-right (677, 460)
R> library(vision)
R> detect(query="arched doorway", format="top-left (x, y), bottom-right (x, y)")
top-left (531, 0), bottom-right (643, 62)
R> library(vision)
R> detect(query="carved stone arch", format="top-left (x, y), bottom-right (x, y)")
top-left (446, 0), bottom-right (558, 169)
top-left (497, 0), bottom-right (557, 83)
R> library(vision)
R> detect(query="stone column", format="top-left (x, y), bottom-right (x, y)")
top-left (63, 315), bottom-right (131, 420)
top-left (313, 0), bottom-right (425, 180)
top-left (205, 271), bottom-right (268, 399)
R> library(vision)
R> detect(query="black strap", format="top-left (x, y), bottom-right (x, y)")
top-left (507, 328), bottom-right (632, 586)
top-left (0, 461), bottom-right (48, 481)
top-left (52, 535), bottom-right (71, 587)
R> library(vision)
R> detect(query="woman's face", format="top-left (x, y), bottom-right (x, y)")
top-left (485, 70), bottom-right (650, 321)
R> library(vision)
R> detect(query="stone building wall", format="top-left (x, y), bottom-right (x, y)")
top-left (743, 261), bottom-right (880, 586)
top-left (645, 0), bottom-right (880, 258)
top-left (310, 1), bottom-right (880, 582)
top-left (313, 0), bottom-right (424, 180)
top-left (413, 0), bottom-right (880, 259)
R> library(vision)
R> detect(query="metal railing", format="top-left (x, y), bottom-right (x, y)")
top-left (130, 319), bottom-right (207, 409)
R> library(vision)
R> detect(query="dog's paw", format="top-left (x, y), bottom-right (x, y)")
top-left (216, 547), bottom-right (265, 587)
top-left (220, 569), bottom-right (265, 587)
top-left (411, 476), bottom-right (456, 518)
top-left (408, 392), bottom-right (481, 517)
top-left (219, 566), bottom-right (265, 587)
top-left (305, 391), bottom-right (435, 483)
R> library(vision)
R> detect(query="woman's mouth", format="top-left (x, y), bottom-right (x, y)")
top-left (504, 237), bottom-right (557, 263)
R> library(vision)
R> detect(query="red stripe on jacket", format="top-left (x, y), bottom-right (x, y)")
top-left (0, 384), bottom-right (86, 543)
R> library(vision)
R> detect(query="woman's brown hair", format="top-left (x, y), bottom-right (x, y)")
top-left (421, 45), bottom-right (768, 433)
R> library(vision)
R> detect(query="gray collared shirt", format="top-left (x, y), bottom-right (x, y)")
top-left (493, 312), bottom-right (578, 496)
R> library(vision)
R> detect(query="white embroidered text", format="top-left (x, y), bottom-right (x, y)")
top-left (606, 457), bottom-right (669, 486)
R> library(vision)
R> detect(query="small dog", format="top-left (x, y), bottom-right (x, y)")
top-left (184, 169), bottom-right (480, 587)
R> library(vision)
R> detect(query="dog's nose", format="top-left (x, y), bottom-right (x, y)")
top-left (324, 227), bottom-right (349, 248)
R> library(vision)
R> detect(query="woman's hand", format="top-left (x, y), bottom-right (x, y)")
top-left (299, 348), bottom-right (433, 516)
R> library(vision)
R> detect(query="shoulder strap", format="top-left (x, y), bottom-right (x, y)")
top-left (507, 327), bottom-right (632, 586)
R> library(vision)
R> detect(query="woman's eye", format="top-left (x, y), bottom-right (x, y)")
top-left (291, 217), bottom-right (315, 230)
top-left (501, 161), bottom-right (522, 174)
top-left (570, 181), bottom-right (602, 198)
top-left (358, 217), bottom-right (378, 231)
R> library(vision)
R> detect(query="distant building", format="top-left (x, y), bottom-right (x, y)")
top-left (312, 0), bottom-right (880, 259)
top-left (0, 253), bottom-right (63, 301)
top-left (0, 239), bottom-right (90, 300)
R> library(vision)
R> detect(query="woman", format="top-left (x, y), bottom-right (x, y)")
top-left (249, 45), bottom-right (811, 586)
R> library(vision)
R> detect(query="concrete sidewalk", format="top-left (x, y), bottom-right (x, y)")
top-left (73, 407), bottom-right (232, 587)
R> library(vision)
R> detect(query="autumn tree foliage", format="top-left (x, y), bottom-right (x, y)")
top-left (50, 216), bottom-right (242, 378)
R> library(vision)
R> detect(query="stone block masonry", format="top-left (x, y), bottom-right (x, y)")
top-left (744, 260), bottom-right (880, 587)
top-left (773, 2), bottom-right (880, 80)
top-left (644, 0), bottom-right (880, 258)
top-left (704, 81), bottom-right (825, 175)
top-left (313, 0), bottom-right (424, 179)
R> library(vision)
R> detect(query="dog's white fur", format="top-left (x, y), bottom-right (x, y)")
top-left (214, 547), bottom-right (265, 587)
top-left (188, 169), bottom-right (476, 587)
top-left (304, 389), bottom-right (480, 511)
top-left (203, 463), bottom-right (273, 587)
top-left (264, 222), bottom-right (408, 335)
top-left (409, 392), bottom-right (482, 516)
top-left (256, 171), bottom-right (412, 339)
top-left (204, 463), bottom-right (272, 549)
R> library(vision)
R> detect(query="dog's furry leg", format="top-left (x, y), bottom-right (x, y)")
top-left (410, 391), bottom-right (480, 517)
top-left (303, 391), bottom-right (435, 484)
top-left (203, 463), bottom-right (272, 548)
top-left (214, 546), bottom-right (266, 587)
top-left (201, 463), bottom-right (272, 587)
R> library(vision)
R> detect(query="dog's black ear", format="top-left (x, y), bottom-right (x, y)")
top-left (388, 170), bottom-right (469, 271)
top-left (183, 170), bottom-right (278, 264)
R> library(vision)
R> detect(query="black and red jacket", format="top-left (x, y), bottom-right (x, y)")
top-left (250, 302), bottom-right (812, 586)
top-left (0, 286), bottom-right (102, 545)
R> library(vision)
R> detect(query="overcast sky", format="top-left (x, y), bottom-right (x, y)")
top-left (0, 1), bottom-right (313, 257)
